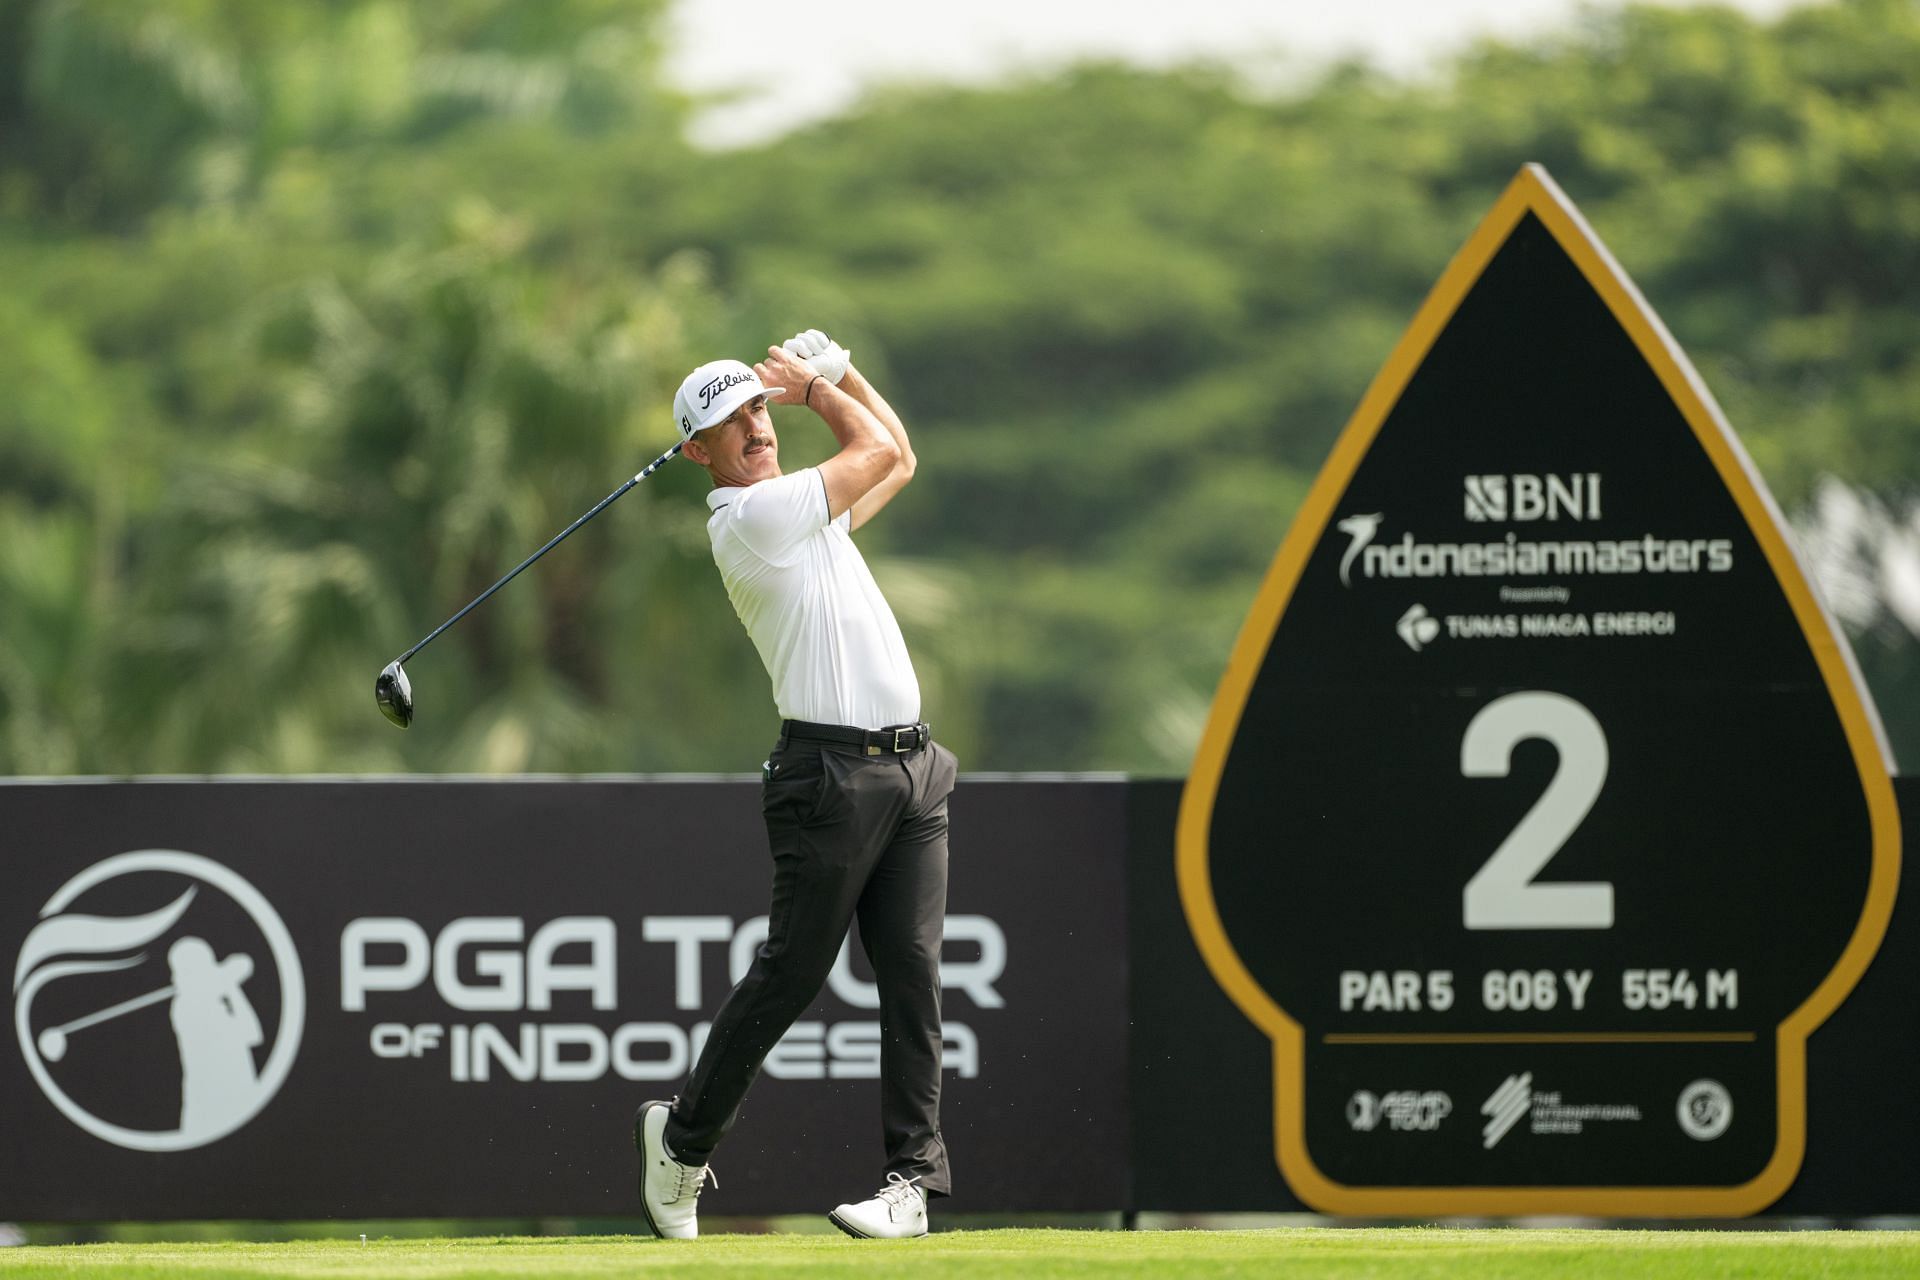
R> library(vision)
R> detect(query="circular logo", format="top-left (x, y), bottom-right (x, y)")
top-left (1676, 1079), bottom-right (1732, 1142)
top-left (1346, 1090), bottom-right (1382, 1131)
top-left (12, 850), bottom-right (305, 1151)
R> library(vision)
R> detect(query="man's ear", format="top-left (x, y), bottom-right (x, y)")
top-left (681, 436), bottom-right (710, 465)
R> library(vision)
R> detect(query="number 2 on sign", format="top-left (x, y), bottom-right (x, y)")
top-left (1461, 691), bottom-right (1614, 930)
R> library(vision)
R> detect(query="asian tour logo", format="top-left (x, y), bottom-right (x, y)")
top-left (1348, 1089), bottom-right (1452, 1132)
top-left (12, 850), bottom-right (305, 1151)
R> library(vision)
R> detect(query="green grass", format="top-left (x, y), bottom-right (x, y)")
top-left (3, 1229), bottom-right (1920, 1279)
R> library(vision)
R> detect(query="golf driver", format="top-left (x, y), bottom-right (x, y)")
top-left (375, 442), bottom-right (682, 728)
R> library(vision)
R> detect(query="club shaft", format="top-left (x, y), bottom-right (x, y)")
top-left (397, 443), bottom-right (681, 666)
top-left (54, 985), bottom-right (176, 1037)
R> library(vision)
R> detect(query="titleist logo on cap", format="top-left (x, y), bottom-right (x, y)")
top-left (699, 370), bottom-right (755, 409)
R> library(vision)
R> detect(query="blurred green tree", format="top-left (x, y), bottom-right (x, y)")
top-left (0, 0), bottom-right (1915, 776)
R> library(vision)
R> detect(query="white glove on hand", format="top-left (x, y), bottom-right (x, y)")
top-left (781, 328), bottom-right (851, 385)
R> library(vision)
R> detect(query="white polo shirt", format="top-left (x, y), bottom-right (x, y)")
top-left (705, 467), bottom-right (921, 730)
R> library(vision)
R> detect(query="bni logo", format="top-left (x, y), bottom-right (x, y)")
top-left (12, 850), bottom-right (305, 1152)
top-left (1481, 1072), bottom-right (1533, 1148)
top-left (1464, 474), bottom-right (1602, 522)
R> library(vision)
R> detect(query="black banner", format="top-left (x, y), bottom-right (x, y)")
top-left (5, 772), bottom-right (1919, 1219)
top-left (0, 777), bottom-right (1128, 1218)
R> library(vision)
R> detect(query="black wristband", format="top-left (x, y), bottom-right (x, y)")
top-left (804, 374), bottom-right (823, 407)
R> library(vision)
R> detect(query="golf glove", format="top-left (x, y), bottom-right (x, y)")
top-left (783, 328), bottom-right (851, 385)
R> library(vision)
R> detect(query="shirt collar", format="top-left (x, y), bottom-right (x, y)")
top-left (706, 486), bottom-right (741, 512)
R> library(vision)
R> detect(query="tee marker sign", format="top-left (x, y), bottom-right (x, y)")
top-left (1178, 164), bottom-right (1899, 1217)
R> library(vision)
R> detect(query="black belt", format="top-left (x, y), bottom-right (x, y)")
top-left (783, 719), bottom-right (931, 755)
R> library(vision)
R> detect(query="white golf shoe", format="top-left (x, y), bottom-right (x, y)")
top-left (829, 1172), bottom-right (928, 1239)
top-left (633, 1100), bottom-right (714, 1240)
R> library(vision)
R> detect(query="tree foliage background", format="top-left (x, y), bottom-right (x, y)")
top-left (2, 0), bottom-right (1916, 776)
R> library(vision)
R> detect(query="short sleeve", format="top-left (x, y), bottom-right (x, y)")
top-left (726, 468), bottom-right (830, 563)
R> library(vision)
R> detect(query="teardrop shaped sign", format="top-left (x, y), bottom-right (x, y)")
top-left (1177, 164), bottom-right (1899, 1216)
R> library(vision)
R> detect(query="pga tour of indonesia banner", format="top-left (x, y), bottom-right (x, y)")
top-left (1, 777), bottom-right (1129, 1219)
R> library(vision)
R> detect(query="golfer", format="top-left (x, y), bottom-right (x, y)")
top-left (635, 330), bottom-right (955, 1240)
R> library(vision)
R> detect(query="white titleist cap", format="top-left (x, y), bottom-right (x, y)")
top-left (673, 359), bottom-right (785, 441)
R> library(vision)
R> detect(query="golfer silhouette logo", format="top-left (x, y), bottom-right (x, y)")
top-left (12, 850), bottom-right (305, 1152)
top-left (167, 937), bottom-right (265, 1135)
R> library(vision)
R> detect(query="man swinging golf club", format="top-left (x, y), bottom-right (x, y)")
top-left (635, 330), bottom-right (954, 1240)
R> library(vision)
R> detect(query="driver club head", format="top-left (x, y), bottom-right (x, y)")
top-left (375, 660), bottom-right (414, 729)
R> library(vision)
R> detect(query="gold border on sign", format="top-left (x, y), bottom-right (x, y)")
top-left (1174, 163), bottom-right (1902, 1217)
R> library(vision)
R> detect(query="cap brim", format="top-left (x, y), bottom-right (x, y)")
top-left (699, 382), bottom-right (785, 431)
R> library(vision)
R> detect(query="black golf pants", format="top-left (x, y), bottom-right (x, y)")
top-left (664, 729), bottom-right (956, 1196)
